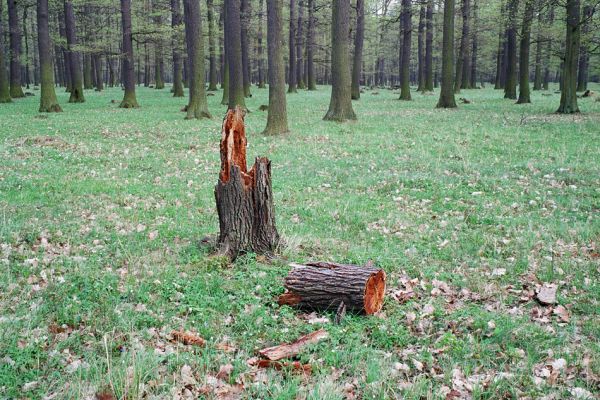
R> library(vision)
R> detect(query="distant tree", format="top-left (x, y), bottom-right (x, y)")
top-left (171, 0), bottom-right (185, 97)
top-left (504, 0), bottom-right (518, 99)
top-left (454, 0), bottom-right (470, 93)
top-left (437, 0), bottom-right (457, 108)
top-left (226, 0), bottom-right (246, 109)
top-left (306, 0), bottom-right (316, 90)
top-left (288, 0), bottom-right (298, 93)
top-left (543, 6), bottom-right (554, 90)
top-left (263, 0), bottom-right (288, 135)
top-left (154, 11), bottom-right (165, 90)
top-left (257, 0), bottom-right (266, 88)
top-left (64, 0), bottom-right (85, 103)
top-left (351, 0), bottom-right (364, 99)
top-left (469, 0), bottom-right (478, 88)
top-left (399, 0), bottom-right (412, 100)
top-left (119, 0), bottom-right (139, 108)
top-left (417, 4), bottom-right (426, 92)
top-left (240, 0), bottom-right (252, 97)
top-left (207, 0), bottom-right (219, 91)
top-left (37, 0), bottom-right (61, 112)
top-left (424, 0), bottom-right (434, 91)
top-left (0, 1), bottom-right (11, 103)
top-left (296, 0), bottom-right (305, 89)
top-left (184, 0), bottom-right (211, 119)
top-left (576, 5), bottom-right (592, 92)
top-left (557, 0), bottom-right (580, 114)
top-left (221, 2), bottom-right (230, 105)
top-left (7, 0), bottom-right (24, 98)
top-left (323, 0), bottom-right (356, 121)
top-left (517, 0), bottom-right (534, 104)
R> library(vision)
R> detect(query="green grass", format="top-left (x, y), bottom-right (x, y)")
top-left (1, 84), bottom-right (599, 399)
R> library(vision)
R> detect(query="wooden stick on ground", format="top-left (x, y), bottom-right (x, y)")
top-left (258, 328), bottom-right (329, 361)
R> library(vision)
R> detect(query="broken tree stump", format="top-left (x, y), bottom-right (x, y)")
top-left (214, 106), bottom-right (280, 260)
top-left (278, 262), bottom-right (386, 315)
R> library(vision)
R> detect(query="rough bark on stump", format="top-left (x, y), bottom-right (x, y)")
top-left (278, 262), bottom-right (386, 315)
top-left (215, 107), bottom-right (280, 260)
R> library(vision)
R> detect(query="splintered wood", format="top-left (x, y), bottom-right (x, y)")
top-left (258, 328), bottom-right (329, 361)
top-left (214, 107), bottom-right (279, 260)
top-left (278, 262), bottom-right (386, 315)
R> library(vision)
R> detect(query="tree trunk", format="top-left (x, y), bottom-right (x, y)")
top-left (533, 8), bottom-right (543, 91)
top-left (64, 0), bottom-right (85, 103)
top-left (278, 262), bottom-right (386, 315)
top-left (288, 0), bottom-right (297, 93)
top-left (324, 0), bottom-right (356, 121)
top-left (93, 54), bottom-right (104, 91)
top-left (557, 0), bottom-right (580, 114)
top-left (171, 0), bottom-right (185, 97)
top-left (7, 0), bottom-right (24, 98)
top-left (154, 14), bottom-right (165, 90)
top-left (306, 0), bottom-right (316, 90)
top-left (469, 0), bottom-right (478, 88)
top-left (296, 0), bottom-right (305, 89)
top-left (399, 0), bottom-right (412, 100)
top-left (576, 5), bottom-right (591, 92)
top-left (494, 22), bottom-right (504, 89)
top-left (207, 0), bottom-right (219, 91)
top-left (226, 0), bottom-right (246, 109)
top-left (517, 0), bottom-right (534, 104)
top-left (351, 0), bottom-right (364, 99)
top-left (424, 0), bottom-right (434, 91)
top-left (416, 4), bottom-right (425, 92)
top-left (437, 0), bottom-right (457, 108)
top-left (256, 0), bottom-right (266, 88)
top-left (543, 6), bottom-right (554, 90)
top-left (454, 0), bottom-right (469, 93)
top-left (504, 0), bottom-right (518, 99)
top-left (215, 107), bottom-right (280, 260)
top-left (119, 0), bottom-right (139, 108)
top-left (240, 0), bottom-right (252, 97)
top-left (22, 6), bottom-right (30, 89)
top-left (184, 0), bottom-right (211, 119)
top-left (263, 0), bottom-right (288, 135)
top-left (221, 2), bottom-right (230, 105)
top-left (84, 54), bottom-right (93, 90)
top-left (0, 1), bottom-right (12, 102)
top-left (37, 0), bottom-right (61, 112)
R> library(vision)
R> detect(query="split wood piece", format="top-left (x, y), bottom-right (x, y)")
top-left (255, 360), bottom-right (312, 375)
top-left (258, 328), bottom-right (328, 361)
top-left (278, 262), bottom-right (386, 315)
top-left (170, 330), bottom-right (206, 347)
top-left (214, 106), bottom-right (280, 260)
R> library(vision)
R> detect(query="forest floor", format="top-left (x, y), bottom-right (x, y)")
top-left (1, 84), bottom-right (599, 400)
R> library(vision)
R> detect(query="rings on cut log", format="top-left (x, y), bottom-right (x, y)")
top-left (214, 107), bottom-right (280, 260)
top-left (278, 262), bottom-right (386, 315)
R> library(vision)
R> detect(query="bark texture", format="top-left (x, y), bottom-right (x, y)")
top-left (226, 0), bottom-right (246, 109)
top-left (516, 0), bottom-right (534, 104)
top-left (504, 0), bottom-right (518, 99)
top-left (119, 0), bottom-right (139, 108)
top-left (64, 0), bottom-right (85, 103)
top-left (351, 0), bottom-right (364, 99)
top-left (323, 0), bottom-right (356, 121)
top-left (557, 0), bottom-right (580, 114)
top-left (215, 107), bottom-right (280, 259)
top-left (437, 0), bottom-right (457, 108)
top-left (278, 262), bottom-right (386, 315)
top-left (7, 0), bottom-right (24, 98)
top-left (263, 0), bottom-right (289, 135)
top-left (424, 0), bottom-right (434, 91)
top-left (399, 0), bottom-right (412, 100)
top-left (184, 0), bottom-right (211, 119)
top-left (171, 0), bottom-right (185, 97)
top-left (306, 0), bottom-right (316, 90)
top-left (37, 0), bottom-right (61, 112)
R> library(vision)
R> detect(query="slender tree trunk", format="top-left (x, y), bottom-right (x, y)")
top-left (424, 0), bottom-right (434, 91)
top-left (494, 25), bottom-right (504, 89)
top-left (557, 0), bottom-right (580, 114)
top-left (64, 0), bottom-right (85, 103)
top-left (84, 54), bottom-right (93, 89)
top-left (399, 0), bottom-right (412, 100)
top-left (257, 0), bottom-right (266, 88)
top-left (240, 0), bottom-right (251, 97)
top-left (171, 0), bottom-right (185, 97)
top-left (226, 0), bottom-right (247, 109)
top-left (543, 6), bottom-right (554, 90)
top-left (221, 2), bottom-right (229, 104)
top-left (94, 54), bottom-right (104, 91)
top-left (296, 0), bottom-right (305, 88)
top-left (469, 0), bottom-right (478, 88)
top-left (288, 0), bottom-right (297, 92)
top-left (454, 0), bottom-right (469, 93)
top-left (119, 0), bottom-right (139, 108)
top-left (437, 0), bottom-right (457, 108)
top-left (22, 6), bottom-right (30, 89)
top-left (207, 0), bottom-right (219, 91)
top-left (351, 0), bottom-right (364, 99)
top-left (0, 1), bottom-right (11, 102)
top-left (184, 0), bottom-right (211, 119)
top-left (576, 5), bottom-right (591, 92)
top-left (533, 8), bottom-right (543, 91)
top-left (504, 0), bottom-right (518, 99)
top-left (263, 0), bottom-right (288, 135)
top-left (306, 0), bottom-right (316, 90)
top-left (7, 0), bottom-right (24, 97)
top-left (416, 4), bottom-right (425, 92)
top-left (517, 0), bottom-right (534, 104)
top-left (323, 0), bottom-right (356, 121)
top-left (154, 13), bottom-right (165, 90)
top-left (37, 0), bottom-right (61, 112)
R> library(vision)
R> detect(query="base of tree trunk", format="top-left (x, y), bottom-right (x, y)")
top-left (39, 103), bottom-right (62, 113)
top-left (278, 262), bottom-right (386, 315)
top-left (215, 107), bottom-right (280, 260)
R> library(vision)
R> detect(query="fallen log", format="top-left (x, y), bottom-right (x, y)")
top-left (278, 262), bottom-right (386, 315)
top-left (258, 328), bottom-right (328, 361)
top-left (214, 107), bottom-right (280, 259)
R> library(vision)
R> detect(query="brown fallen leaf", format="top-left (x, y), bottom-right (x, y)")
top-left (255, 359), bottom-right (312, 374)
top-left (95, 391), bottom-right (117, 400)
top-left (553, 305), bottom-right (570, 323)
top-left (216, 363), bottom-right (234, 380)
top-left (216, 342), bottom-right (237, 353)
top-left (536, 283), bottom-right (558, 305)
top-left (258, 328), bottom-right (328, 361)
top-left (171, 330), bottom-right (206, 347)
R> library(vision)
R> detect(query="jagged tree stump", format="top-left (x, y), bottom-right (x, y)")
top-left (214, 106), bottom-right (280, 260)
top-left (278, 262), bottom-right (386, 315)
